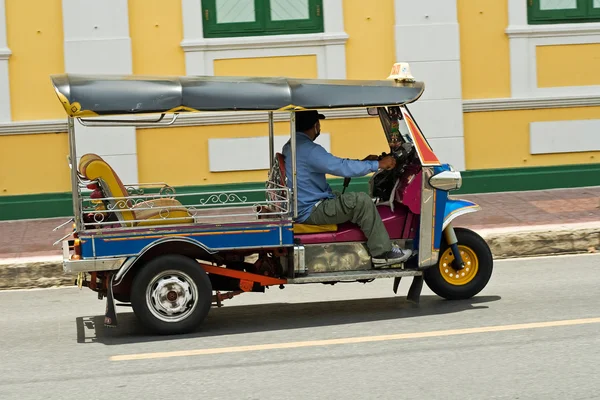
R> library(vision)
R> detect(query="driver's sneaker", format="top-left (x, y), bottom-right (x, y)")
top-left (372, 247), bottom-right (413, 265)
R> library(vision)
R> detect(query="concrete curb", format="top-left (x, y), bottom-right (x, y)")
top-left (474, 221), bottom-right (600, 259)
top-left (0, 256), bottom-right (71, 291)
top-left (1, 222), bottom-right (598, 290)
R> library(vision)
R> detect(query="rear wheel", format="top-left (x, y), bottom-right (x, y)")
top-left (130, 254), bottom-right (212, 335)
top-left (424, 227), bottom-right (493, 300)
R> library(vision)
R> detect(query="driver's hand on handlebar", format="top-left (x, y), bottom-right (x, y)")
top-left (378, 155), bottom-right (396, 170)
top-left (362, 154), bottom-right (379, 161)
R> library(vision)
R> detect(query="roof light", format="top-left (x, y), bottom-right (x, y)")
top-left (387, 62), bottom-right (415, 82)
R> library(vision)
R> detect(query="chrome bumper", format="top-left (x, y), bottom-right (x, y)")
top-left (61, 240), bottom-right (127, 273)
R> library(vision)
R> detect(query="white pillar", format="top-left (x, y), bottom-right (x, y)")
top-left (394, 0), bottom-right (466, 170)
top-left (0, 0), bottom-right (12, 122)
top-left (62, 0), bottom-right (138, 183)
top-left (322, 0), bottom-right (347, 79)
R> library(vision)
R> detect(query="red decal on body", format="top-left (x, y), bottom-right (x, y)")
top-left (402, 110), bottom-right (440, 166)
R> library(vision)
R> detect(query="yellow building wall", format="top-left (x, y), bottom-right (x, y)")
top-left (6, 0), bottom-right (66, 121)
top-left (136, 117), bottom-right (387, 186)
top-left (343, 0), bottom-right (396, 80)
top-left (5, 0), bottom-right (599, 199)
top-left (0, 133), bottom-right (71, 195)
top-left (457, 0), bottom-right (511, 99)
top-left (464, 106), bottom-right (600, 170)
top-left (214, 55), bottom-right (318, 78)
top-left (128, 0), bottom-right (186, 76)
top-left (537, 43), bottom-right (600, 88)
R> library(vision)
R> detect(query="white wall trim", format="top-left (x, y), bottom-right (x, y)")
top-left (323, 0), bottom-right (344, 33)
top-left (4, 94), bottom-right (600, 135)
top-left (0, 120), bottom-right (68, 135)
top-left (181, 0), bottom-right (205, 40)
top-left (530, 119), bottom-right (600, 154)
top-left (506, 22), bottom-right (600, 38)
top-left (0, 47), bottom-right (10, 60)
top-left (463, 95), bottom-right (600, 112)
top-left (0, 0), bottom-right (11, 122)
top-left (506, 0), bottom-right (600, 98)
top-left (61, 0), bottom-right (138, 184)
top-left (0, 109), bottom-right (372, 135)
top-left (180, 32), bottom-right (348, 52)
top-left (507, 0), bottom-right (527, 26)
top-left (393, 0), bottom-right (465, 170)
top-left (180, 0), bottom-right (348, 79)
top-left (208, 133), bottom-right (331, 172)
top-left (191, 45), bottom-right (333, 77)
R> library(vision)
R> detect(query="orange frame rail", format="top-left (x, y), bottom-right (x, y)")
top-left (201, 264), bottom-right (288, 291)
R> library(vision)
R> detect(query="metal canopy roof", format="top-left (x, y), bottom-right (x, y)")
top-left (50, 74), bottom-right (425, 117)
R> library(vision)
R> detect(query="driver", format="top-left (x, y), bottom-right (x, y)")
top-left (282, 110), bottom-right (413, 265)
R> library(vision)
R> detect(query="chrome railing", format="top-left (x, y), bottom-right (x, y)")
top-left (77, 180), bottom-right (291, 230)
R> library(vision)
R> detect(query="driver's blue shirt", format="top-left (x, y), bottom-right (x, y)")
top-left (282, 131), bottom-right (379, 222)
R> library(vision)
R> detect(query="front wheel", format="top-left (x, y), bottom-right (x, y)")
top-left (130, 254), bottom-right (212, 335)
top-left (424, 227), bottom-right (493, 300)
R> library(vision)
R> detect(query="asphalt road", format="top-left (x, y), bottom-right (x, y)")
top-left (1, 253), bottom-right (599, 400)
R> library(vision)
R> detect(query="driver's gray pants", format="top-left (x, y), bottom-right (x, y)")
top-left (304, 192), bottom-right (392, 257)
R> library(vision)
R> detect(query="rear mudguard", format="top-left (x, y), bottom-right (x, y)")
top-left (442, 198), bottom-right (481, 231)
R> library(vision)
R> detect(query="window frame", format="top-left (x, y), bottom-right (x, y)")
top-left (588, 0), bottom-right (600, 16)
top-left (202, 0), bottom-right (324, 38)
top-left (528, 0), bottom-right (600, 24)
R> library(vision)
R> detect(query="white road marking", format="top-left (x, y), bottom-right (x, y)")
top-left (110, 317), bottom-right (600, 362)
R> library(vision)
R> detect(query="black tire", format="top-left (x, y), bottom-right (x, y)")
top-left (130, 254), bottom-right (212, 335)
top-left (424, 227), bottom-right (493, 300)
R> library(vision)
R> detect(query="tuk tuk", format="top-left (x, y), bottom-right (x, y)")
top-left (51, 65), bottom-right (493, 335)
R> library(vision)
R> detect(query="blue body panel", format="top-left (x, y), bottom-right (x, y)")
top-left (444, 198), bottom-right (479, 227)
top-left (431, 164), bottom-right (480, 249)
top-left (435, 181), bottom-right (480, 248)
top-left (432, 164), bottom-right (451, 250)
top-left (80, 223), bottom-right (294, 258)
top-left (433, 189), bottom-right (448, 250)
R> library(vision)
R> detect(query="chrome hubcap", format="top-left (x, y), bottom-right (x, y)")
top-left (146, 270), bottom-right (198, 323)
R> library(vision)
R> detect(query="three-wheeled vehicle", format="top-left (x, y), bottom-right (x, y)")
top-left (51, 65), bottom-right (493, 335)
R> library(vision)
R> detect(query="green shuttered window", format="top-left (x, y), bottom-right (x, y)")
top-left (202, 0), bottom-right (324, 38)
top-left (528, 0), bottom-right (600, 24)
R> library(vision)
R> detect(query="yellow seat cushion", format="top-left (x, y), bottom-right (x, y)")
top-left (79, 153), bottom-right (195, 227)
top-left (133, 198), bottom-right (194, 226)
top-left (293, 224), bottom-right (338, 234)
top-left (83, 158), bottom-right (136, 224)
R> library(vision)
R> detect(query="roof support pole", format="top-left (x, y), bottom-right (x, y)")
top-left (290, 111), bottom-right (298, 219)
top-left (68, 117), bottom-right (82, 231)
top-left (268, 111), bottom-right (274, 170)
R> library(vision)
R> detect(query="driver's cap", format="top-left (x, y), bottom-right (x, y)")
top-left (295, 110), bottom-right (325, 132)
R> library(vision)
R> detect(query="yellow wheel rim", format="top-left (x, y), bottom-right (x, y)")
top-left (439, 245), bottom-right (479, 286)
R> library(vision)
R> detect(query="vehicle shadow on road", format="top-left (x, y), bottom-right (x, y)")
top-left (76, 294), bottom-right (501, 345)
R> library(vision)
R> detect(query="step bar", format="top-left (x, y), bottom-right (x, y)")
top-left (288, 268), bottom-right (422, 284)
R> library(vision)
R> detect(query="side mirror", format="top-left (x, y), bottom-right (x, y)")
top-left (366, 107), bottom-right (379, 116)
